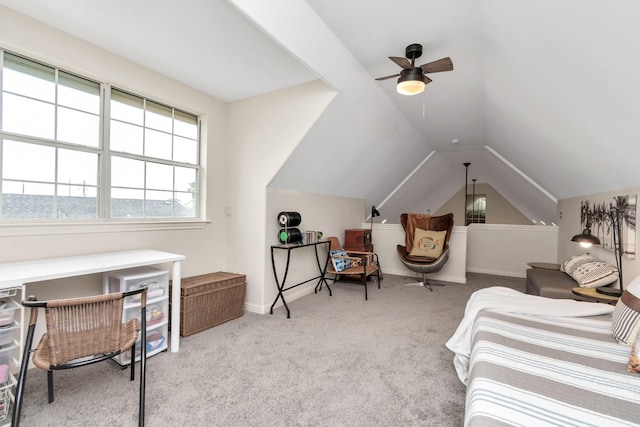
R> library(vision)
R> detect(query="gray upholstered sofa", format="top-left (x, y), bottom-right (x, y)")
top-left (526, 253), bottom-right (619, 299)
top-left (525, 268), bottom-right (577, 299)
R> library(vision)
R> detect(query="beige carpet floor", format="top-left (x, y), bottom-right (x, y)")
top-left (13, 272), bottom-right (525, 427)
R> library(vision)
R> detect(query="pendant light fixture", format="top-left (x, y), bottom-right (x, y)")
top-left (397, 68), bottom-right (426, 95)
top-left (463, 162), bottom-right (470, 225)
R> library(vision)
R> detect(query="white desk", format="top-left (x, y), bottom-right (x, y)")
top-left (0, 249), bottom-right (185, 355)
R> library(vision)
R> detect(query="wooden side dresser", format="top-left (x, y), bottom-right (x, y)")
top-left (344, 228), bottom-right (373, 252)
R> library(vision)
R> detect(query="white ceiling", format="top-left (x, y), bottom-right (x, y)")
top-left (1, 0), bottom-right (639, 225)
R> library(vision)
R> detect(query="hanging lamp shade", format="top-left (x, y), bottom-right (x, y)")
top-left (397, 79), bottom-right (425, 95)
top-left (397, 68), bottom-right (426, 95)
top-left (571, 222), bottom-right (601, 248)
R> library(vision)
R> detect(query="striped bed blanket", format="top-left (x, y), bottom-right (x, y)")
top-left (446, 287), bottom-right (640, 427)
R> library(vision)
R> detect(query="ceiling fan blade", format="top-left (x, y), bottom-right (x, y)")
top-left (375, 73), bottom-right (400, 81)
top-left (389, 56), bottom-right (412, 69)
top-left (420, 57), bottom-right (454, 73)
top-left (423, 75), bottom-right (433, 85)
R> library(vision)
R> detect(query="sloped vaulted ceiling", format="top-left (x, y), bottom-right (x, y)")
top-left (1, 0), bottom-right (638, 225)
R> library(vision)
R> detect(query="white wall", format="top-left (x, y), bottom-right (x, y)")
top-left (466, 224), bottom-right (558, 278)
top-left (0, 9), bottom-right (354, 317)
top-left (264, 189), bottom-right (365, 314)
top-left (371, 222), bottom-right (557, 281)
top-left (436, 183), bottom-right (533, 225)
top-left (226, 81), bottom-right (336, 312)
top-left (557, 186), bottom-right (640, 289)
top-left (371, 223), bottom-right (468, 283)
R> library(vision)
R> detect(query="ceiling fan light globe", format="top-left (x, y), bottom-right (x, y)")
top-left (397, 79), bottom-right (425, 95)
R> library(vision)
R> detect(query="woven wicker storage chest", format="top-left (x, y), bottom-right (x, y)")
top-left (170, 272), bottom-right (246, 337)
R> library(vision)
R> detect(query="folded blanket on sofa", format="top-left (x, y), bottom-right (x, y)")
top-left (445, 286), bottom-right (615, 384)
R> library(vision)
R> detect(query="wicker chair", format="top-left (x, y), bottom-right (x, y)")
top-left (397, 213), bottom-right (454, 290)
top-left (12, 287), bottom-right (148, 427)
top-left (325, 236), bottom-right (380, 300)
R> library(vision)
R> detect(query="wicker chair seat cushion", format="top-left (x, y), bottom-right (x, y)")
top-left (337, 264), bottom-right (379, 276)
top-left (33, 320), bottom-right (138, 369)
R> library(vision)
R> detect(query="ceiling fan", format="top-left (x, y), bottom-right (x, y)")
top-left (375, 43), bottom-right (453, 95)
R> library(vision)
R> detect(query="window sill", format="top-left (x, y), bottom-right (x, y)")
top-left (0, 220), bottom-right (209, 237)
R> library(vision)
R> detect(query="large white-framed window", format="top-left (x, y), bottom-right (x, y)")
top-left (0, 50), bottom-right (201, 223)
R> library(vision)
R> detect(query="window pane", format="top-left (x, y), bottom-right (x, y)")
top-left (2, 93), bottom-right (55, 139)
top-left (56, 190), bottom-right (98, 218)
top-left (175, 166), bottom-right (196, 193)
top-left (3, 140), bottom-right (55, 182)
top-left (2, 181), bottom-right (54, 196)
top-left (145, 190), bottom-right (174, 217)
top-left (3, 53), bottom-right (55, 102)
top-left (111, 156), bottom-right (144, 188)
top-left (1, 52), bottom-right (200, 222)
top-left (174, 191), bottom-right (195, 217)
top-left (174, 110), bottom-right (198, 139)
top-left (146, 162), bottom-right (173, 191)
top-left (58, 72), bottom-right (100, 114)
top-left (57, 184), bottom-right (97, 199)
top-left (58, 149), bottom-right (98, 186)
top-left (110, 120), bottom-right (143, 154)
top-left (111, 188), bottom-right (143, 218)
top-left (57, 107), bottom-right (100, 147)
top-left (145, 128), bottom-right (172, 160)
top-left (111, 90), bottom-right (143, 125)
top-left (173, 136), bottom-right (198, 164)
top-left (146, 101), bottom-right (172, 132)
top-left (1, 183), bottom-right (55, 218)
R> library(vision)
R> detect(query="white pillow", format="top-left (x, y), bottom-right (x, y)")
top-left (561, 253), bottom-right (598, 275)
top-left (571, 261), bottom-right (618, 288)
top-left (613, 276), bottom-right (640, 345)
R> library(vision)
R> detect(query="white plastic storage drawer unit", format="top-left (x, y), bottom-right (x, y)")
top-left (103, 267), bottom-right (169, 366)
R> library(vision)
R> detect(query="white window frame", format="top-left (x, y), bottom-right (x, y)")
top-left (0, 49), bottom-right (206, 236)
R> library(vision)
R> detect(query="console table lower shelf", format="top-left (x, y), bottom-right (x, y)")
top-left (270, 241), bottom-right (331, 318)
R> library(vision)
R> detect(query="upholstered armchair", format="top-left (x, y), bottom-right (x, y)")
top-left (325, 236), bottom-right (380, 300)
top-left (396, 213), bottom-right (454, 290)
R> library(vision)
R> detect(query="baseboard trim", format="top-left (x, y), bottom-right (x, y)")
top-left (247, 282), bottom-right (319, 315)
top-left (467, 267), bottom-right (526, 278)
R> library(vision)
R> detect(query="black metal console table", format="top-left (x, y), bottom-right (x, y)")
top-left (270, 240), bottom-right (331, 318)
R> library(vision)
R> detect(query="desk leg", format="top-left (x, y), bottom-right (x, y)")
top-left (270, 247), bottom-right (291, 318)
top-left (170, 260), bottom-right (182, 352)
top-left (314, 242), bottom-right (332, 296)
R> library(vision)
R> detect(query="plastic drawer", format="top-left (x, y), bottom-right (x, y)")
top-left (124, 298), bottom-right (168, 328)
top-left (0, 324), bottom-right (17, 347)
top-left (103, 267), bottom-right (168, 297)
top-left (114, 323), bottom-right (168, 365)
top-left (0, 299), bottom-right (19, 328)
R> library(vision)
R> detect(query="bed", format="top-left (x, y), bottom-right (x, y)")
top-left (446, 287), bottom-right (640, 427)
